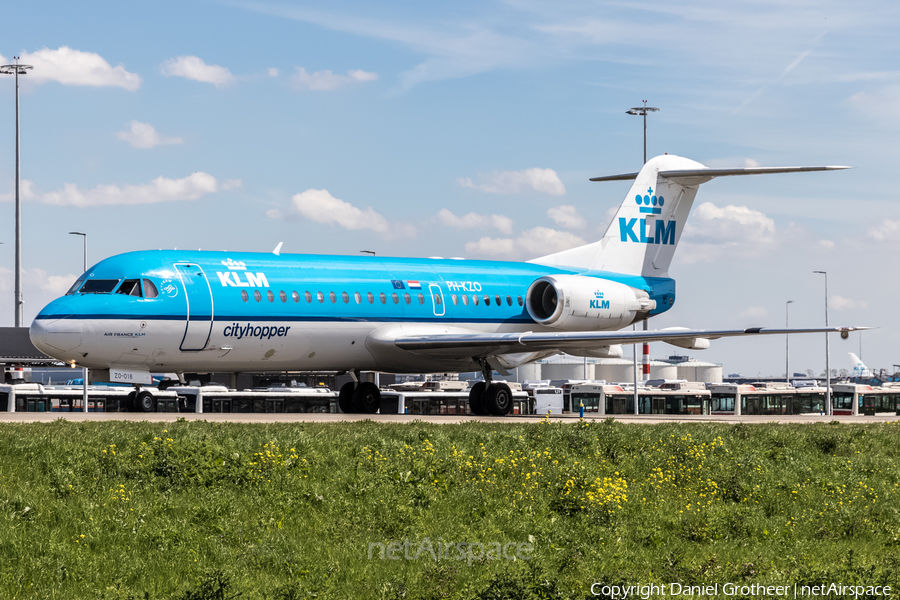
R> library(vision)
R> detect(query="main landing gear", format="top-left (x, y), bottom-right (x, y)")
top-left (469, 358), bottom-right (513, 416)
top-left (338, 370), bottom-right (381, 414)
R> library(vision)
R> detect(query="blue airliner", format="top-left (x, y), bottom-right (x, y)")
top-left (30, 155), bottom-right (861, 415)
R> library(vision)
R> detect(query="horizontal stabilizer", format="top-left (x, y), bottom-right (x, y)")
top-left (590, 165), bottom-right (850, 184)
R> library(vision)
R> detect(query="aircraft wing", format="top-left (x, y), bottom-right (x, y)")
top-left (394, 326), bottom-right (868, 358)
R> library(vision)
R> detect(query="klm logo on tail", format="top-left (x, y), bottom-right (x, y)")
top-left (619, 218), bottom-right (676, 245)
top-left (619, 186), bottom-right (676, 245)
top-left (636, 187), bottom-right (664, 215)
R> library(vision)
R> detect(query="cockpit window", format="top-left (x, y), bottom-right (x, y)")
top-left (79, 279), bottom-right (120, 294)
top-left (117, 279), bottom-right (143, 297)
top-left (66, 276), bottom-right (87, 295)
top-left (143, 279), bottom-right (158, 298)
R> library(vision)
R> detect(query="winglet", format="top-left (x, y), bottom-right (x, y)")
top-left (273, 242), bottom-right (283, 256)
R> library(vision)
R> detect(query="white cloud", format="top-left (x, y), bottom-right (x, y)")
top-left (0, 179), bottom-right (35, 202)
top-left (465, 226), bottom-right (585, 258)
top-left (292, 67), bottom-right (378, 91)
top-left (269, 188), bottom-right (411, 236)
top-left (268, 67), bottom-right (280, 77)
top-left (116, 121), bottom-right (183, 149)
top-left (680, 202), bottom-right (776, 263)
top-left (39, 173), bottom-right (220, 207)
top-left (546, 205), bottom-right (585, 229)
top-left (848, 86), bottom-right (900, 124)
top-left (221, 179), bottom-right (242, 191)
top-left (1, 47), bottom-right (141, 90)
top-left (819, 239), bottom-right (835, 250)
top-left (458, 168), bottom-right (565, 196)
top-left (161, 56), bottom-right (235, 88)
top-left (739, 306), bottom-right (768, 319)
top-left (830, 295), bottom-right (868, 310)
top-left (868, 219), bottom-right (900, 242)
top-left (437, 208), bottom-right (512, 234)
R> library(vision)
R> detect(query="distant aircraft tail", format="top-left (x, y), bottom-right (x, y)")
top-left (531, 155), bottom-right (848, 277)
top-left (849, 352), bottom-right (871, 378)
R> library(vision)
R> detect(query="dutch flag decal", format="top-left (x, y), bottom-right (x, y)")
top-left (407, 280), bottom-right (421, 289)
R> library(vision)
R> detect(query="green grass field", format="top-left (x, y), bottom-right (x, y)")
top-left (1, 418), bottom-right (899, 599)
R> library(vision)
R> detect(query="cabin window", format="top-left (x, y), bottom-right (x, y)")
top-left (484, 295), bottom-right (491, 306)
top-left (292, 291), bottom-right (300, 303)
top-left (379, 292), bottom-right (387, 304)
top-left (280, 290), bottom-right (287, 303)
top-left (472, 295), bottom-right (479, 306)
top-left (404, 293), bottom-right (411, 305)
top-left (392, 293), bottom-right (399, 304)
top-left (267, 290), bottom-right (275, 302)
top-left (241, 290), bottom-right (249, 302)
top-left (506, 295), bottom-right (512, 306)
top-left (329, 291), bottom-right (337, 303)
top-left (316, 291), bottom-right (324, 303)
top-left (451, 294), bottom-right (459, 305)
top-left (66, 276), bottom-right (87, 295)
top-left (517, 296), bottom-right (523, 306)
top-left (305, 291), bottom-right (312, 303)
top-left (342, 292), bottom-right (350, 304)
top-left (418, 293), bottom-right (425, 305)
top-left (435, 295), bottom-right (442, 305)
top-left (116, 279), bottom-right (142, 297)
top-left (495, 295), bottom-right (501, 306)
top-left (354, 292), bottom-right (362, 304)
top-left (254, 290), bottom-right (262, 302)
top-left (462, 294), bottom-right (469, 306)
top-left (367, 292), bottom-right (374, 304)
top-left (143, 279), bottom-right (159, 298)
top-left (79, 279), bottom-right (120, 294)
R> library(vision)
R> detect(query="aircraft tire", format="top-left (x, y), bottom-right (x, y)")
top-left (338, 382), bottom-right (356, 413)
top-left (468, 382), bottom-right (488, 415)
top-left (484, 382), bottom-right (513, 416)
top-left (353, 382), bottom-right (381, 414)
top-left (125, 391), bottom-right (137, 412)
top-left (136, 391), bottom-right (156, 413)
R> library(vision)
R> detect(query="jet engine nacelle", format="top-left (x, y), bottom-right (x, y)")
top-left (525, 275), bottom-right (655, 331)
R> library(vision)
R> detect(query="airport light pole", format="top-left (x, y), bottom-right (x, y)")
top-left (626, 101), bottom-right (659, 165)
top-left (627, 102), bottom-right (659, 383)
top-left (813, 271), bottom-right (831, 415)
top-left (69, 232), bottom-right (87, 272)
top-left (785, 300), bottom-right (794, 384)
top-left (69, 232), bottom-right (88, 412)
top-left (1, 58), bottom-right (33, 328)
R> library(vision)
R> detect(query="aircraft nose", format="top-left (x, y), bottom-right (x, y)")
top-left (30, 300), bottom-right (83, 356)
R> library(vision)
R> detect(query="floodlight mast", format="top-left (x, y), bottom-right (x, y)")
top-left (626, 102), bottom-right (659, 400)
top-left (0, 58), bottom-right (33, 327)
top-left (626, 101), bottom-right (659, 164)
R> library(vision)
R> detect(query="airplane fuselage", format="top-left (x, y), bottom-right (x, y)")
top-left (31, 250), bottom-right (675, 375)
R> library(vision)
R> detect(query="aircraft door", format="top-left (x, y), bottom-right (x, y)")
top-left (428, 284), bottom-right (445, 317)
top-left (175, 263), bottom-right (214, 351)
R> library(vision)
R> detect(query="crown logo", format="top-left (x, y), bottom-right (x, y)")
top-left (221, 258), bottom-right (247, 270)
top-left (635, 186), bottom-right (664, 214)
top-left (594, 291), bottom-right (604, 299)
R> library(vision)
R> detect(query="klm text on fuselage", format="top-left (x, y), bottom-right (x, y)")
top-left (618, 218), bottom-right (676, 245)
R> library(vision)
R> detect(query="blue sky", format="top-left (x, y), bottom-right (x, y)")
top-left (0, 0), bottom-right (897, 377)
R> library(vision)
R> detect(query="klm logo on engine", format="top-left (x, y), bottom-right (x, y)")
top-left (589, 291), bottom-right (609, 310)
top-left (618, 218), bottom-right (676, 245)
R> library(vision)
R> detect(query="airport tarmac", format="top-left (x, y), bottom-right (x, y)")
top-left (0, 412), bottom-right (897, 424)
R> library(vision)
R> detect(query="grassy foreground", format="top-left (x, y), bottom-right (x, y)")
top-left (1, 418), bottom-right (900, 599)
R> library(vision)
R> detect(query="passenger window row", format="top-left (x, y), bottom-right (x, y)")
top-left (238, 289), bottom-right (525, 308)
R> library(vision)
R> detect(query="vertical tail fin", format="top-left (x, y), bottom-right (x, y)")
top-left (849, 352), bottom-right (870, 377)
top-left (530, 155), bottom-right (849, 277)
